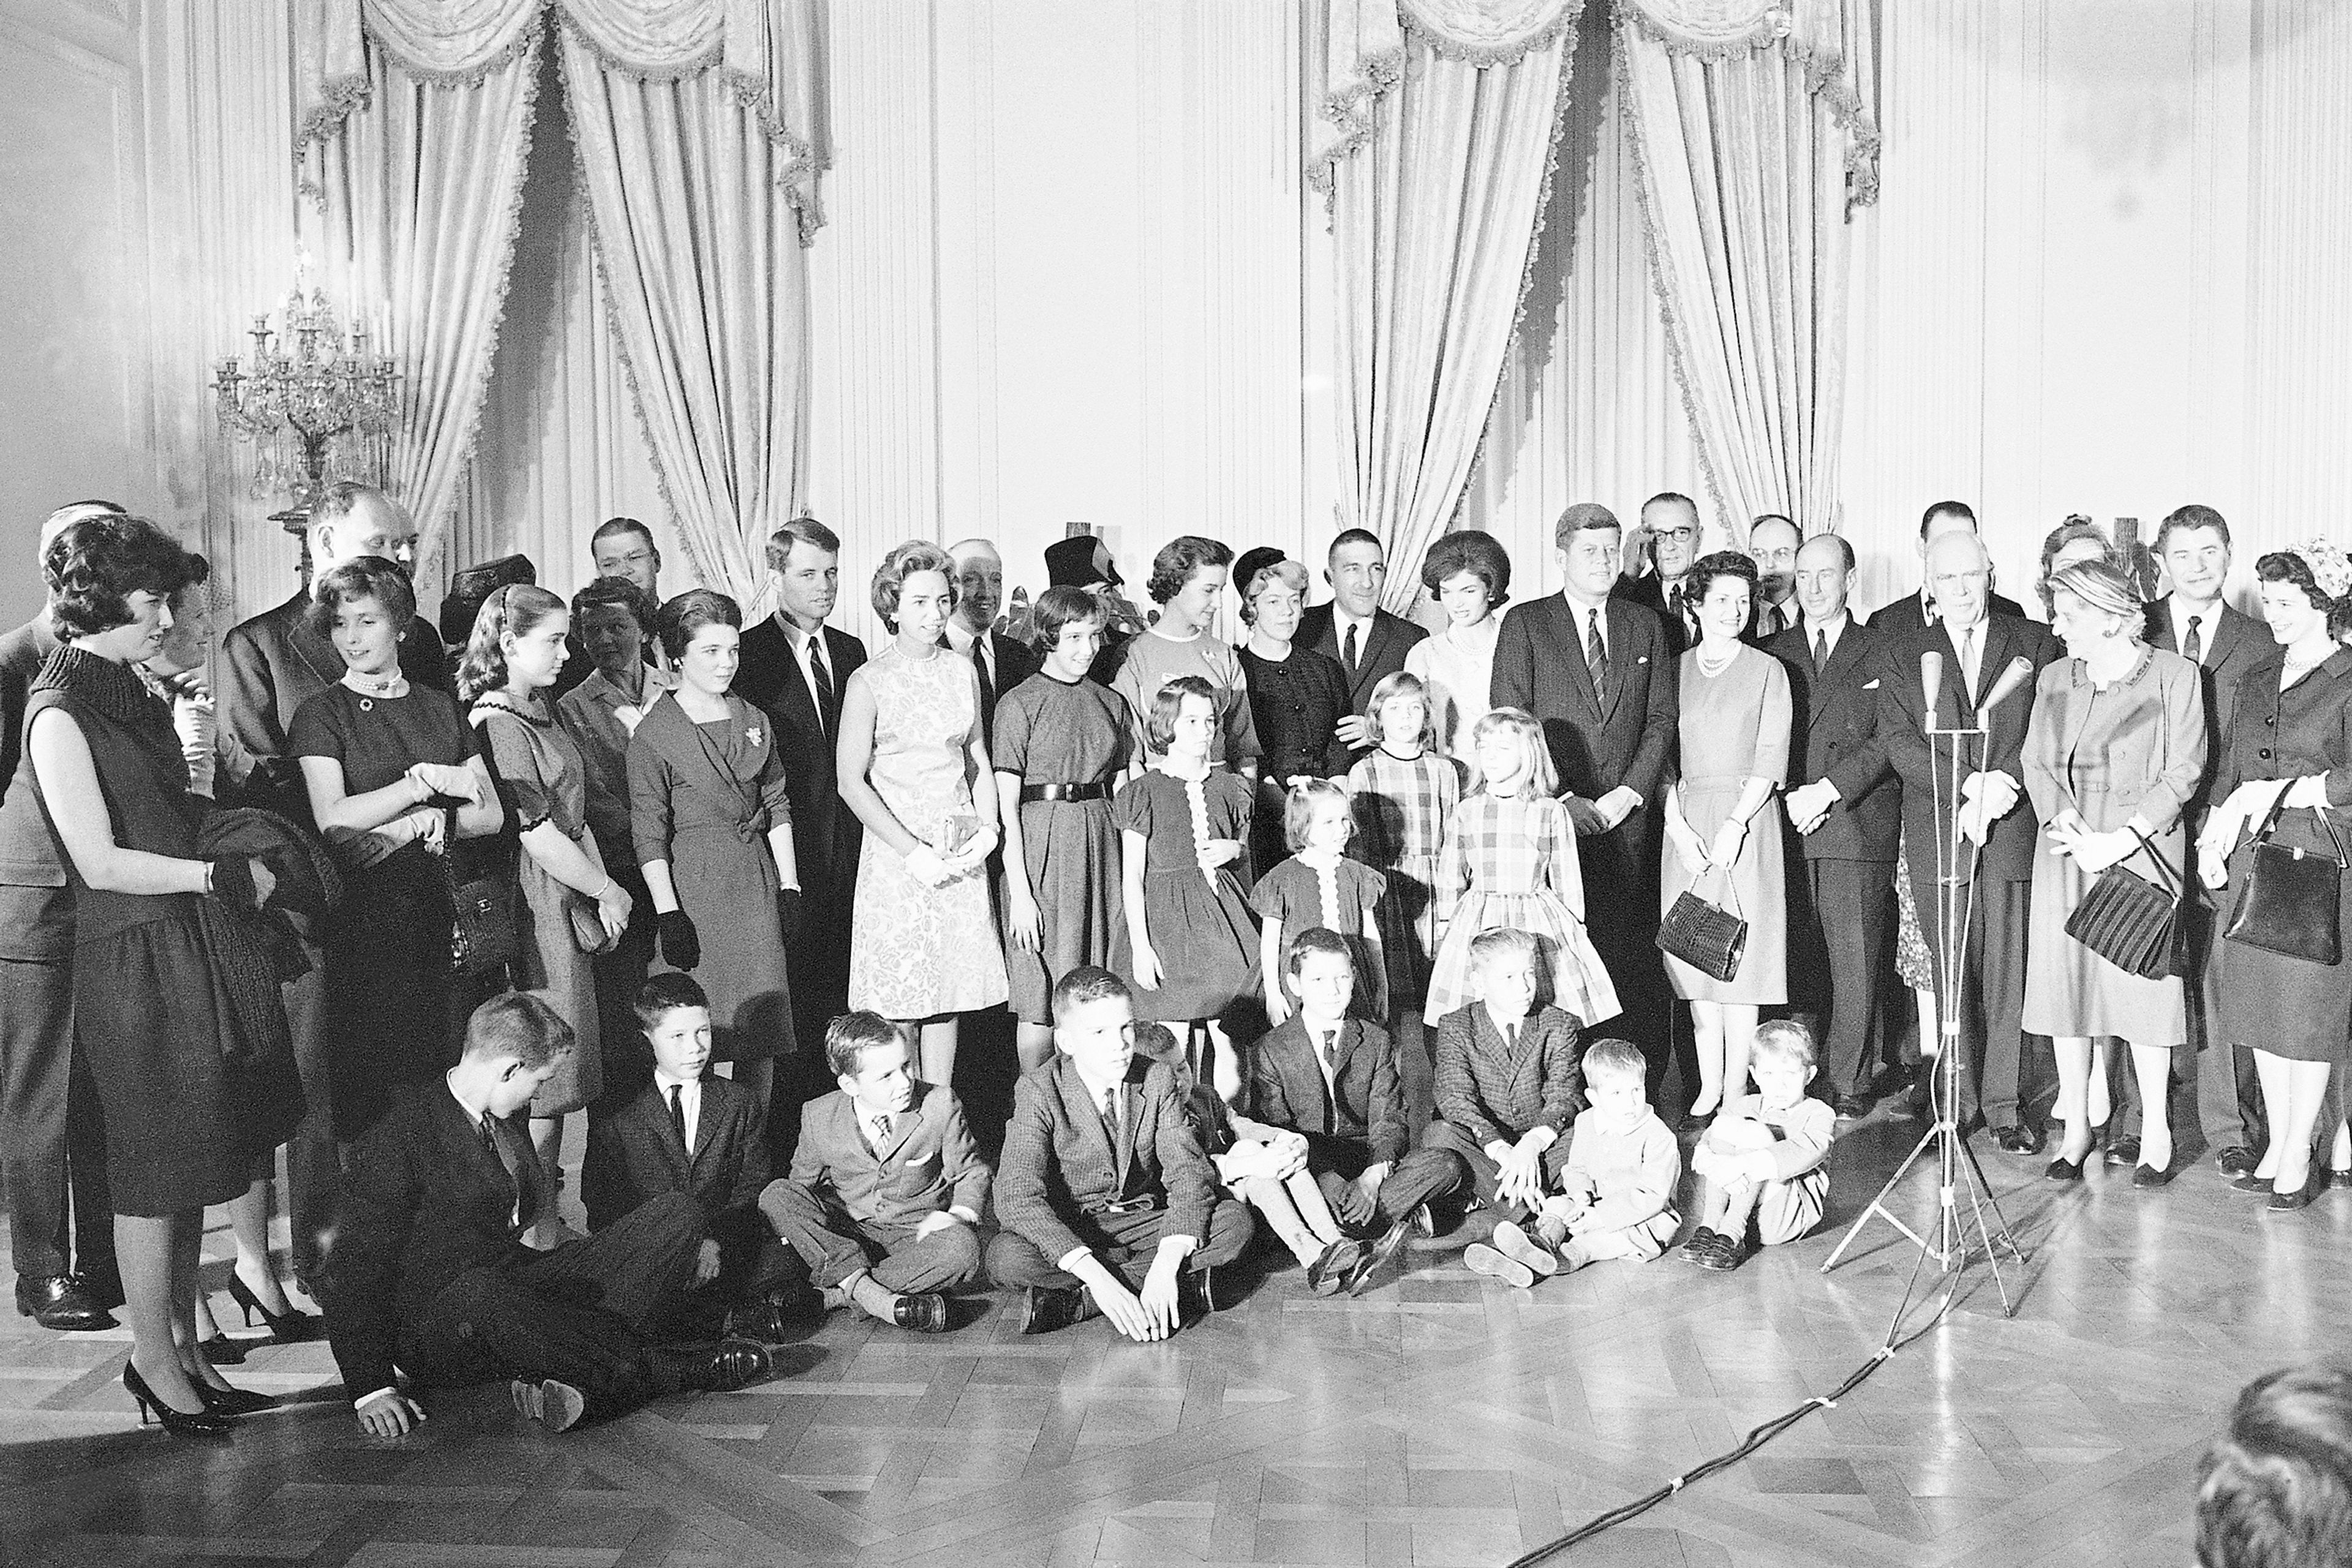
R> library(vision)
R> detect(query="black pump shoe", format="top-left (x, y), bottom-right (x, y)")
top-left (124, 1364), bottom-right (235, 1436)
top-left (228, 1274), bottom-right (318, 1344)
top-left (195, 1380), bottom-right (276, 1417)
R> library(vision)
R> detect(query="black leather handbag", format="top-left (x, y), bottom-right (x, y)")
top-left (2224, 794), bottom-right (2348, 967)
top-left (1657, 869), bottom-right (1746, 984)
top-left (439, 812), bottom-right (521, 979)
top-left (2065, 840), bottom-right (2184, 979)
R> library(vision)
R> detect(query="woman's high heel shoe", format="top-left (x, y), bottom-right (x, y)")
top-left (124, 1363), bottom-right (235, 1436)
top-left (228, 1273), bottom-right (317, 1344)
top-left (194, 1379), bottom-right (275, 1417)
top-left (197, 1332), bottom-right (247, 1365)
top-left (2045, 1151), bottom-right (2087, 1182)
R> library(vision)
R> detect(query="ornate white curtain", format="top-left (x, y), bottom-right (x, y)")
top-left (557, 2), bottom-right (824, 621)
top-left (1311, 0), bottom-right (1583, 612)
top-left (1615, 0), bottom-right (1878, 544)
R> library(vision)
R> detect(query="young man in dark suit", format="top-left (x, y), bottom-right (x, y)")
top-left (581, 975), bottom-right (807, 1331)
top-left (1249, 930), bottom-right (1465, 1270)
top-left (2122, 504), bottom-right (2269, 1175)
top-left (734, 515), bottom-right (868, 1141)
top-left (945, 537), bottom-right (1043, 748)
top-left (1490, 501), bottom-right (1679, 1086)
top-left (1768, 535), bottom-right (1901, 1117)
top-left (987, 968), bottom-right (1254, 1340)
top-left (1297, 529), bottom-right (1428, 752)
top-left (0, 501), bottom-right (121, 1332)
top-left (760, 1011), bottom-right (989, 1333)
top-left (1864, 500), bottom-right (2027, 634)
top-left (326, 994), bottom-right (775, 1438)
top-left (1877, 530), bottom-right (2063, 1153)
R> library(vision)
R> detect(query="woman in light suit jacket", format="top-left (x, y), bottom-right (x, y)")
top-left (2021, 560), bottom-right (2205, 1185)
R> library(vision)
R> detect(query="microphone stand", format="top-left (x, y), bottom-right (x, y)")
top-left (1819, 678), bottom-right (2024, 1329)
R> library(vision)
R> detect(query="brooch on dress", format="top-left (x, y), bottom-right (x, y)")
top-left (746, 726), bottom-right (763, 746)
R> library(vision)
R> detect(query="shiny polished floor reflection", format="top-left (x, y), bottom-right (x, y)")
top-left (1, 1106), bottom-right (2332, 1568)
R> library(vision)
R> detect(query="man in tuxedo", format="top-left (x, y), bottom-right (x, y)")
top-left (327, 995), bottom-right (775, 1437)
top-left (736, 516), bottom-right (868, 1121)
top-left (1877, 530), bottom-right (2062, 1152)
top-left (0, 500), bottom-right (122, 1332)
top-left (1298, 529), bottom-right (1428, 753)
top-left (1770, 535), bottom-right (1901, 1117)
top-left (1866, 500), bottom-right (2027, 633)
top-left (1490, 502), bottom-right (1679, 1090)
top-left (2108, 504), bottom-right (2266, 1176)
top-left (1612, 491), bottom-right (1704, 655)
top-left (213, 481), bottom-right (447, 1293)
top-left (1746, 515), bottom-right (1803, 641)
top-left (944, 537), bottom-right (1041, 748)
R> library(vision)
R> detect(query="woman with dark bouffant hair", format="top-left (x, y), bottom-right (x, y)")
top-left (1406, 529), bottom-right (1512, 780)
top-left (291, 557), bottom-right (505, 1142)
top-left (24, 513), bottom-right (299, 1433)
top-left (463, 583), bottom-right (629, 1245)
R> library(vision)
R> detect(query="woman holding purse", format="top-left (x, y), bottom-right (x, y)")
top-left (2198, 542), bottom-right (2352, 1211)
top-left (2020, 560), bottom-right (2204, 1184)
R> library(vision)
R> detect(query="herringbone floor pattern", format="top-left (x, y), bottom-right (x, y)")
top-left (2, 1112), bottom-right (2335, 1567)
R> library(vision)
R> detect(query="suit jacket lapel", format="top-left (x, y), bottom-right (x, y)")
top-left (1814, 628), bottom-right (1860, 717)
top-left (1973, 619), bottom-right (2016, 708)
top-left (1928, 622), bottom-right (1971, 719)
top-left (688, 1082), bottom-right (723, 1168)
top-left (1599, 602), bottom-right (1630, 720)
top-left (1060, 1059), bottom-right (1118, 1180)
top-left (1354, 616), bottom-right (1393, 702)
top-left (2209, 606), bottom-right (2253, 674)
top-left (1115, 1077), bottom-right (1140, 1185)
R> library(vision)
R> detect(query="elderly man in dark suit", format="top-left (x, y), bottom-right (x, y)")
top-left (0, 500), bottom-right (123, 1332)
top-left (326, 995), bottom-right (773, 1438)
top-left (944, 537), bottom-right (1042, 748)
top-left (2100, 504), bottom-right (2269, 1176)
top-left (1613, 491), bottom-right (1705, 655)
top-left (736, 515), bottom-right (868, 1142)
top-left (1490, 501), bottom-right (1679, 1086)
top-left (1878, 530), bottom-right (2063, 1152)
top-left (1297, 528), bottom-right (1428, 752)
top-left (1770, 535), bottom-right (1901, 1117)
top-left (212, 480), bottom-right (447, 1295)
top-left (987, 968), bottom-right (1253, 1340)
top-left (1866, 500), bottom-right (2028, 634)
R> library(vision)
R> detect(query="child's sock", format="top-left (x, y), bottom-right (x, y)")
top-left (1556, 1237), bottom-right (1597, 1273)
top-left (1533, 1214), bottom-right (1569, 1250)
top-left (848, 1274), bottom-right (900, 1322)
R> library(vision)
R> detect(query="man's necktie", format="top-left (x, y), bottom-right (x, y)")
top-left (1667, 582), bottom-right (1687, 634)
top-left (668, 1084), bottom-right (687, 1150)
top-left (1504, 1021), bottom-right (1519, 1054)
top-left (870, 1111), bottom-right (891, 1150)
top-left (971, 634), bottom-right (995, 710)
top-left (1812, 630), bottom-right (1828, 674)
top-left (2182, 614), bottom-right (2204, 666)
top-left (1100, 1084), bottom-right (1121, 1145)
top-left (808, 635), bottom-right (834, 731)
top-left (1317, 1030), bottom-right (1340, 1126)
top-left (480, 1111), bottom-right (529, 1232)
top-left (1586, 609), bottom-right (1608, 698)
top-left (1959, 624), bottom-right (1981, 696)
top-left (1343, 620), bottom-right (1361, 676)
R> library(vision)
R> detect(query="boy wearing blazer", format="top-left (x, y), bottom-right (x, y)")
top-left (758, 1012), bottom-right (987, 1333)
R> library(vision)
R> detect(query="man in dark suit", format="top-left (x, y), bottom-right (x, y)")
top-left (987, 968), bottom-right (1253, 1339)
top-left (945, 537), bottom-right (1042, 748)
top-left (1866, 500), bottom-right (2028, 634)
top-left (1769, 535), bottom-right (1901, 1117)
top-left (553, 517), bottom-right (666, 697)
top-left (0, 501), bottom-right (121, 1332)
top-left (1248, 930), bottom-right (1466, 1259)
top-left (761, 1011), bottom-right (989, 1333)
top-left (1491, 501), bottom-right (1679, 1086)
top-left (1297, 528), bottom-right (1428, 752)
top-left (581, 974), bottom-right (806, 1330)
top-left (2107, 504), bottom-right (2267, 1175)
top-left (326, 995), bottom-right (774, 1438)
top-left (1877, 531), bottom-right (2063, 1152)
top-left (736, 515), bottom-right (868, 1137)
top-left (213, 481), bottom-right (447, 1294)
top-left (1611, 491), bottom-right (1705, 655)
top-left (1746, 514), bottom-right (1804, 642)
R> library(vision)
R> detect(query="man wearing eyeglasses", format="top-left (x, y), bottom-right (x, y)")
top-left (556, 518), bottom-right (665, 696)
top-left (1613, 492), bottom-right (1704, 655)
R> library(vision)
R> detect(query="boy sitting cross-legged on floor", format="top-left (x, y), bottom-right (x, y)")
top-left (1515, 1038), bottom-right (1683, 1280)
top-left (1678, 1019), bottom-right (1834, 1271)
top-left (1424, 927), bottom-right (1584, 1286)
top-left (756, 1011), bottom-right (989, 1333)
top-left (1249, 928), bottom-right (1468, 1289)
top-left (986, 966), bottom-right (1255, 1340)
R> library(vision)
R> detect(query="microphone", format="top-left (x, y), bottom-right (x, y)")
top-left (1978, 655), bottom-right (2035, 719)
top-left (1919, 649), bottom-right (1943, 732)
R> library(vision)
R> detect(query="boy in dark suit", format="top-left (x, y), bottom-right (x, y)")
top-left (1250, 929), bottom-right (1465, 1279)
top-left (325, 993), bottom-right (775, 1437)
top-left (582, 975), bottom-right (808, 1335)
top-left (987, 967), bottom-right (1255, 1340)
top-left (1422, 929), bottom-right (1585, 1275)
top-left (759, 1012), bottom-right (986, 1333)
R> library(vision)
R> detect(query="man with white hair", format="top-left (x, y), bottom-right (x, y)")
top-left (943, 537), bottom-right (1041, 748)
top-left (213, 480), bottom-right (448, 1296)
top-left (0, 500), bottom-right (128, 1331)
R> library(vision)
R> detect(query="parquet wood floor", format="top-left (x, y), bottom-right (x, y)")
top-left (2, 1109), bottom-right (2339, 1568)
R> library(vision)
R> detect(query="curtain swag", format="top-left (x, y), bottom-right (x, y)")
top-left (298, 0), bottom-right (826, 238)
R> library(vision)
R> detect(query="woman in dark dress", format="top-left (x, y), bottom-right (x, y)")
top-left (2198, 543), bottom-right (2352, 1210)
top-left (25, 514), bottom-right (293, 1432)
top-left (1234, 556), bottom-right (1352, 878)
top-left (290, 559), bottom-right (505, 1140)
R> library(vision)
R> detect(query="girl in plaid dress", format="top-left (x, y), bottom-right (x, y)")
top-left (1423, 709), bottom-right (1620, 1029)
top-left (1347, 673), bottom-right (1462, 1015)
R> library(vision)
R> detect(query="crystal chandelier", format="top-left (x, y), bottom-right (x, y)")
top-left (211, 276), bottom-right (402, 510)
